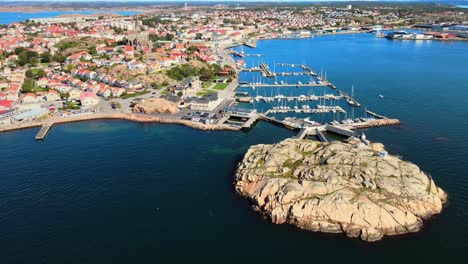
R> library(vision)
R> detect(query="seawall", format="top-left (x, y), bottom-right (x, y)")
top-left (0, 113), bottom-right (240, 134)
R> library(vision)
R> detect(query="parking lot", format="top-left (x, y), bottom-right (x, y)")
top-left (181, 111), bottom-right (219, 124)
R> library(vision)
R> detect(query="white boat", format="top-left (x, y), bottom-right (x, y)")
top-left (379, 95), bottom-right (384, 98)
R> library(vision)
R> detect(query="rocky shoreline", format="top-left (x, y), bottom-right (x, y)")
top-left (0, 112), bottom-right (239, 134)
top-left (235, 138), bottom-right (447, 241)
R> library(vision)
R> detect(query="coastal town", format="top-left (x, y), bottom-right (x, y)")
top-left (0, 2), bottom-right (467, 139)
top-left (0, 1), bottom-right (465, 248)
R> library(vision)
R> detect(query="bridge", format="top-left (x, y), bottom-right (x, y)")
top-left (325, 125), bottom-right (356, 137)
top-left (316, 128), bottom-right (328, 143)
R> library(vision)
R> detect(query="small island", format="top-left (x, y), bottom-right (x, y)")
top-left (235, 138), bottom-right (447, 241)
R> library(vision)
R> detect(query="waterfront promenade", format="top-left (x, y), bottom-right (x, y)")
top-left (0, 112), bottom-right (240, 136)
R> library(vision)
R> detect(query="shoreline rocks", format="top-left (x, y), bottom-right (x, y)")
top-left (235, 138), bottom-right (447, 242)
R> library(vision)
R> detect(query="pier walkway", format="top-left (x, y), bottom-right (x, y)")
top-left (338, 90), bottom-right (361, 107)
top-left (259, 63), bottom-right (274, 78)
top-left (243, 39), bottom-right (257, 48)
top-left (238, 83), bottom-right (327, 88)
top-left (366, 110), bottom-right (387, 119)
top-left (241, 113), bottom-right (260, 129)
top-left (296, 127), bottom-right (312, 139)
top-left (275, 72), bottom-right (315, 76)
top-left (316, 128), bottom-right (328, 143)
top-left (300, 65), bottom-right (318, 76)
top-left (35, 124), bottom-right (52, 140)
top-left (228, 51), bottom-right (245, 58)
top-left (325, 125), bottom-right (356, 137)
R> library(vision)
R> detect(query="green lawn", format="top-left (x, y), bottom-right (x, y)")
top-left (213, 83), bottom-right (229, 91)
top-left (120, 90), bottom-right (150, 99)
top-left (32, 86), bottom-right (47, 93)
top-left (196, 90), bottom-right (216, 97)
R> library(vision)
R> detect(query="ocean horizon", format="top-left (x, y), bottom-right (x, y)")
top-left (0, 10), bottom-right (140, 25)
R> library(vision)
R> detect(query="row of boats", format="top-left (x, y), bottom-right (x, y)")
top-left (329, 117), bottom-right (377, 126)
top-left (268, 105), bottom-right (345, 114)
top-left (247, 80), bottom-right (325, 88)
top-left (282, 117), bottom-right (378, 129)
top-left (254, 94), bottom-right (342, 103)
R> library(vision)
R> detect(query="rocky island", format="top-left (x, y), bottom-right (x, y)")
top-left (235, 138), bottom-right (447, 241)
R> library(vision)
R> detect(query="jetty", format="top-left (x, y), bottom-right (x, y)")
top-left (265, 106), bottom-right (346, 115)
top-left (366, 110), bottom-right (387, 119)
top-left (228, 50), bottom-right (245, 58)
top-left (300, 65), bottom-right (318, 76)
top-left (244, 39), bottom-right (257, 48)
top-left (240, 67), bottom-right (262, 72)
top-left (35, 124), bottom-right (52, 140)
top-left (238, 95), bottom-right (342, 102)
top-left (259, 63), bottom-right (275, 78)
top-left (275, 72), bottom-right (315, 76)
top-left (238, 83), bottom-right (327, 88)
top-left (338, 90), bottom-right (361, 107)
top-left (241, 113), bottom-right (260, 129)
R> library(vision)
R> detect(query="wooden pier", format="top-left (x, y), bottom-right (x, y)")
top-left (35, 124), bottom-right (52, 140)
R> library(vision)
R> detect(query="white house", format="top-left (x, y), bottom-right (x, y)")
top-left (80, 92), bottom-right (100, 107)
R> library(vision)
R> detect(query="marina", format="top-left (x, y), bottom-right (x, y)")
top-left (230, 43), bottom-right (401, 140)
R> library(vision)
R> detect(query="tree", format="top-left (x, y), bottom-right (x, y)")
top-left (34, 68), bottom-right (46, 79)
top-left (150, 82), bottom-right (159, 89)
top-left (199, 67), bottom-right (213, 81)
top-left (195, 33), bottom-right (203, 40)
top-left (53, 52), bottom-right (66, 63)
top-left (14, 47), bottom-right (26, 55)
top-left (177, 91), bottom-right (183, 97)
top-left (187, 45), bottom-right (198, 54)
top-left (64, 64), bottom-right (74, 73)
top-left (29, 57), bottom-right (39, 66)
top-left (22, 78), bottom-right (35, 92)
top-left (89, 46), bottom-right (97, 55)
top-left (25, 69), bottom-right (34, 79)
top-left (17, 50), bottom-right (39, 66)
top-left (40, 52), bottom-right (52, 63)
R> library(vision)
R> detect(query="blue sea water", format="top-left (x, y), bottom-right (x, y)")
top-left (0, 10), bottom-right (139, 25)
top-left (0, 34), bottom-right (468, 262)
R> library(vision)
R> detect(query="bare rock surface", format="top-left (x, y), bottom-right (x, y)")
top-left (133, 98), bottom-right (179, 114)
top-left (235, 138), bottom-right (447, 241)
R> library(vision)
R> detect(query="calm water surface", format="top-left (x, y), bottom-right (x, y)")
top-left (1, 34), bottom-right (467, 262)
